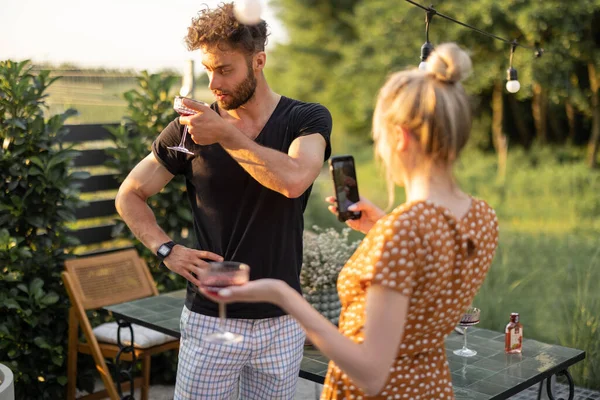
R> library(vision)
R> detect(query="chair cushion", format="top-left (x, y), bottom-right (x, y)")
top-left (93, 322), bottom-right (178, 349)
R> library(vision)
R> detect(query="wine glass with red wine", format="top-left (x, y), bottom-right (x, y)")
top-left (454, 307), bottom-right (480, 357)
top-left (167, 96), bottom-right (207, 155)
top-left (199, 261), bottom-right (250, 344)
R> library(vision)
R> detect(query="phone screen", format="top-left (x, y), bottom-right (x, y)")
top-left (330, 155), bottom-right (361, 222)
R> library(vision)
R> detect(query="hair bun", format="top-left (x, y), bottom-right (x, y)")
top-left (426, 43), bottom-right (472, 84)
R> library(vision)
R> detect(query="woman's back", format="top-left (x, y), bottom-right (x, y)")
top-left (322, 197), bottom-right (498, 399)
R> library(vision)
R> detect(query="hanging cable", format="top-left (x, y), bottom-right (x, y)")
top-left (403, 0), bottom-right (545, 56)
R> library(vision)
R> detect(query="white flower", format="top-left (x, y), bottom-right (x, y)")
top-left (301, 226), bottom-right (360, 294)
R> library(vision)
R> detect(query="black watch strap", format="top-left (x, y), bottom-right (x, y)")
top-left (156, 241), bottom-right (176, 260)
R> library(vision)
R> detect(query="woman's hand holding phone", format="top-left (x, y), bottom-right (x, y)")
top-left (325, 196), bottom-right (385, 234)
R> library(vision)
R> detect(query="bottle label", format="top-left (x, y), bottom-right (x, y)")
top-left (510, 327), bottom-right (523, 349)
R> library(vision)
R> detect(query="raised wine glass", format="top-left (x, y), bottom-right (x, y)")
top-left (167, 96), bottom-right (207, 155)
top-left (198, 261), bottom-right (250, 345)
top-left (454, 307), bottom-right (480, 357)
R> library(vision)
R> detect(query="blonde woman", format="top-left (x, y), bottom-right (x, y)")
top-left (201, 43), bottom-right (499, 399)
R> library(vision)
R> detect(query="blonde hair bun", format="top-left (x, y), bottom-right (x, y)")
top-left (426, 43), bottom-right (472, 84)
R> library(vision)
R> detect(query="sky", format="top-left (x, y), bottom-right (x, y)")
top-left (0, 0), bottom-right (285, 73)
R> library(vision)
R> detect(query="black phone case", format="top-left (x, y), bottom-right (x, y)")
top-left (329, 155), bottom-right (361, 222)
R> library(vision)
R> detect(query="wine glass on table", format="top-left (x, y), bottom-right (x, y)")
top-left (454, 307), bottom-right (480, 357)
top-left (198, 261), bottom-right (250, 344)
top-left (167, 96), bottom-right (208, 155)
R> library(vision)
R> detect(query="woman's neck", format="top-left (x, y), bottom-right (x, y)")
top-left (403, 165), bottom-right (467, 205)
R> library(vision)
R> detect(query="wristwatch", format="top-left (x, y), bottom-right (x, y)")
top-left (156, 241), bottom-right (176, 261)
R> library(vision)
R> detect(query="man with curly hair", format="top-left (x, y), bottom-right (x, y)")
top-left (115, 2), bottom-right (332, 399)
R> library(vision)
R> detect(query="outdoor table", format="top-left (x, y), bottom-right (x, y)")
top-left (104, 289), bottom-right (585, 400)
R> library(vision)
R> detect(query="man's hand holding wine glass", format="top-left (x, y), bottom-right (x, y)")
top-left (162, 245), bottom-right (223, 288)
top-left (179, 98), bottom-right (236, 146)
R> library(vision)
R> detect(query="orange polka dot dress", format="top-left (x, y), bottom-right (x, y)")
top-left (321, 198), bottom-right (499, 400)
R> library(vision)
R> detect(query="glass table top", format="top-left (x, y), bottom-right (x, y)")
top-left (104, 290), bottom-right (585, 399)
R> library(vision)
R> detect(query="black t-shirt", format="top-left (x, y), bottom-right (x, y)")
top-left (152, 96), bottom-right (332, 319)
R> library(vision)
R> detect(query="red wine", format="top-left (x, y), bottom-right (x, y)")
top-left (200, 276), bottom-right (247, 294)
top-left (176, 109), bottom-right (195, 116)
top-left (202, 284), bottom-right (232, 294)
top-left (173, 96), bottom-right (208, 117)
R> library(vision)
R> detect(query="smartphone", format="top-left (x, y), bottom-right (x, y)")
top-left (329, 155), bottom-right (361, 222)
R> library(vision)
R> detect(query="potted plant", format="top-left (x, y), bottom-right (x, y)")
top-left (301, 226), bottom-right (360, 325)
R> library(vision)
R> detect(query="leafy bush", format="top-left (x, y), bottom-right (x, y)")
top-left (105, 71), bottom-right (193, 293)
top-left (301, 226), bottom-right (360, 294)
top-left (0, 60), bottom-right (83, 399)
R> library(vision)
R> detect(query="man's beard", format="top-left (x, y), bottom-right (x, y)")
top-left (218, 64), bottom-right (257, 110)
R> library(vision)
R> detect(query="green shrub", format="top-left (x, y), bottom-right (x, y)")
top-left (0, 60), bottom-right (83, 399)
top-left (106, 71), bottom-right (192, 293)
top-left (301, 226), bottom-right (360, 294)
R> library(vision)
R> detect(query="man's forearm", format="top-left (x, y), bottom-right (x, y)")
top-left (115, 191), bottom-right (171, 254)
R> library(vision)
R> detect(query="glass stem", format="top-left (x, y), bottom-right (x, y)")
top-left (463, 326), bottom-right (468, 350)
top-left (218, 302), bottom-right (226, 333)
top-left (179, 126), bottom-right (188, 147)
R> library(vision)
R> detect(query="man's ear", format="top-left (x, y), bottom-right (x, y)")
top-left (254, 52), bottom-right (266, 71)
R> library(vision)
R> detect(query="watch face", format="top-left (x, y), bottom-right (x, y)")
top-left (158, 245), bottom-right (169, 257)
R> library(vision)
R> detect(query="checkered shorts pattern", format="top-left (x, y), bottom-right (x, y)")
top-left (174, 306), bottom-right (306, 400)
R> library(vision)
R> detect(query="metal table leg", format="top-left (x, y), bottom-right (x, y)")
top-left (115, 320), bottom-right (136, 400)
top-left (537, 370), bottom-right (575, 400)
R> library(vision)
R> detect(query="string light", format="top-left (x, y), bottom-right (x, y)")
top-left (419, 9), bottom-right (436, 71)
top-left (404, 0), bottom-right (544, 88)
top-left (233, 0), bottom-right (263, 25)
top-left (506, 41), bottom-right (520, 93)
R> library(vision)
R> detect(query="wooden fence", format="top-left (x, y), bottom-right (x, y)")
top-left (65, 123), bottom-right (129, 253)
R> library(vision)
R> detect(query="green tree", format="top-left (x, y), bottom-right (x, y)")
top-left (269, 0), bottom-right (599, 161)
top-left (267, 0), bottom-right (360, 103)
top-left (106, 71), bottom-right (193, 293)
top-left (503, 0), bottom-right (600, 167)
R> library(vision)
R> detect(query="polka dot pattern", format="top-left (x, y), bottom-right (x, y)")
top-left (321, 198), bottom-right (499, 399)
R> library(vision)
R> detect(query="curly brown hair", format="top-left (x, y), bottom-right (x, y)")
top-left (184, 3), bottom-right (269, 55)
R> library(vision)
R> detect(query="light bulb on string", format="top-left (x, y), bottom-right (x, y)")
top-left (505, 40), bottom-right (520, 93)
top-left (234, 0), bottom-right (263, 25)
top-left (506, 67), bottom-right (520, 93)
top-left (418, 8), bottom-right (436, 70)
top-left (419, 41), bottom-right (434, 71)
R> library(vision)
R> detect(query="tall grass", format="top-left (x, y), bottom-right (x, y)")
top-left (305, 140), bottom-right (600, 389)
top-left (473, 231), bottom-right (600, 389)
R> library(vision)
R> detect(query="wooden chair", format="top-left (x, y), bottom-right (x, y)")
top-left (62, 249), bottom-right (180, 400)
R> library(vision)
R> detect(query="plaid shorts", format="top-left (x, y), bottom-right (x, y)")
top-left (174, 306), bottom-right (306, 400)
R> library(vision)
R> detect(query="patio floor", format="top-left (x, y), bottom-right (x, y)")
top-left (83, 377), bottom-right (322, 399)
top-left (87, 378), bottom-right (600, 399)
